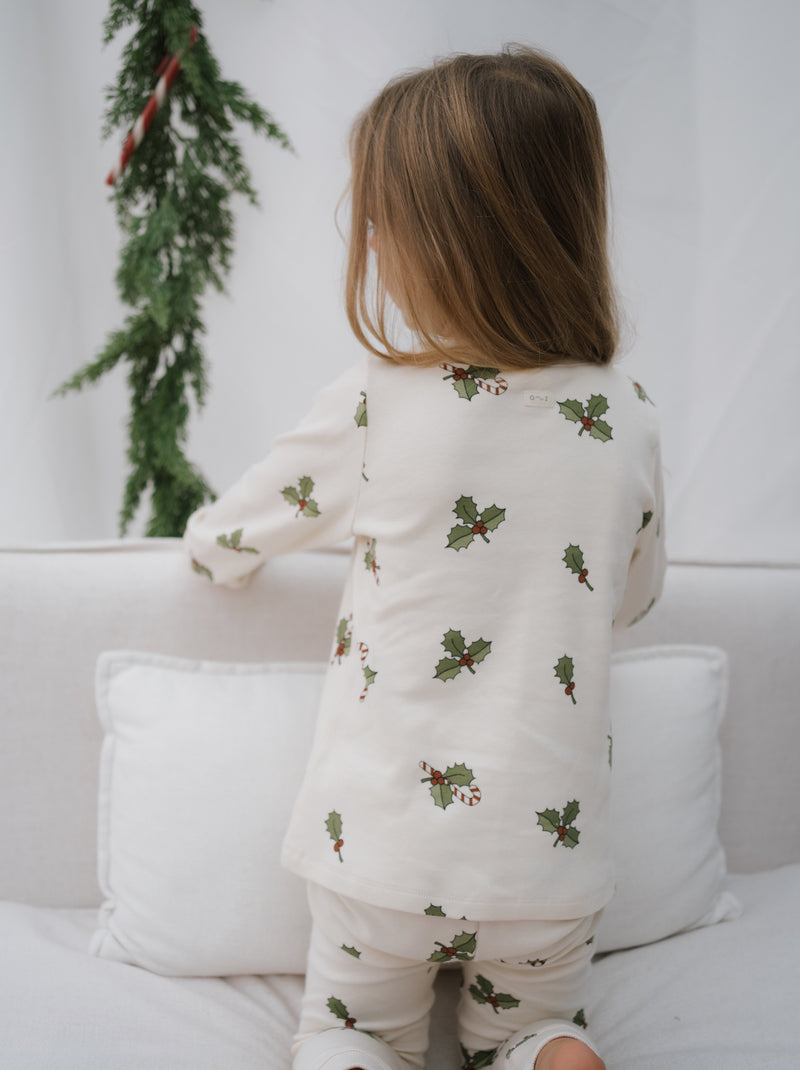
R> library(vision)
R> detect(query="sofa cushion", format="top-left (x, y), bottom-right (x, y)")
top-left (1, 868), bottom-right (798, 1069)
top-left (91, 645), bottom-right (735, 977)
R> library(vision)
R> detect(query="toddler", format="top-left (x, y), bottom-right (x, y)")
top-left (185, 45), bottom-right (665, 1070)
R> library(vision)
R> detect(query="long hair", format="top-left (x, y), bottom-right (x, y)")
top-left (345, 46), bottom-right (620, 368)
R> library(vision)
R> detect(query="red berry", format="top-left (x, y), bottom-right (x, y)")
top-left (334, 839), bottom-right (343, 851)
top-left (557, 826), bottom-right (567, 840)
top-left (345, 1018), bottom-right (356, 1029)
top-left (298, 499), bottom-right (307, 510)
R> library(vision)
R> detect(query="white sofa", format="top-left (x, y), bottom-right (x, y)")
top-left (1, 540), bottom-right (798, 1070)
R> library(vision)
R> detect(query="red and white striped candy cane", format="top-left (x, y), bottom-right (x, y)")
top-left (106, 25), bottom-right (199, 186)
top-left (439, 363), bottom-right (508, 396)
top-left (358, 641), bottom-right (373, 701)
top-left (419, 760), bottom-right (482, 806)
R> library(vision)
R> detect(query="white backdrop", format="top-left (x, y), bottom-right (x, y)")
top-left (2, 0), bottom-right (798, 563)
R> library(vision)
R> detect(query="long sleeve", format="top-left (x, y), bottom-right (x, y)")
top-left (614, 439), bottom-right (667, 628)
top-left (184, 361), bottom-right (367, 589)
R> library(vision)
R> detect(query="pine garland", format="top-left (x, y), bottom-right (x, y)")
top-left (54, 0), bottom-right (291, 536)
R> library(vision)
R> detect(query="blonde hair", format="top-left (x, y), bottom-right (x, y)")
top-left (345, 46), bottom-right (620, 369)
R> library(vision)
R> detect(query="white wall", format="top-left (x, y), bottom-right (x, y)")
top-left (2, 0), bottom-right (797, 563)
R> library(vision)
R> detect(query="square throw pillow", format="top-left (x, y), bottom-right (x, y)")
top-left (93, 645), bottom-right (739, 977)
top-left (93, 652), bottom-right (324, 976)
top-left (595, 644), bottom-right (741, 952)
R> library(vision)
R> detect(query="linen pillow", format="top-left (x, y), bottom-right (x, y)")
top-left (93, 653), bottom-right (324, 976)
top-left (595, 644), bottom-right (740, 952)
top-left (92, 645), bottom-right (738, 976)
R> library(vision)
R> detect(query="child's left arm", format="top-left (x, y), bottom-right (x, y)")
top-left (184, 362), bottom-right (367, 589)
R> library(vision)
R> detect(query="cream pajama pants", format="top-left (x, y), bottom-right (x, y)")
top-left (292, 883), bottom-right (602, 1070)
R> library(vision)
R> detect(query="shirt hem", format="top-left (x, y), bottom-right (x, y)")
top-left (281, 846), bottom-right (615, 921)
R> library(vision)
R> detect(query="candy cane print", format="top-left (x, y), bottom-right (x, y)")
top-left (419, 760), bottom-right (482, 806)
top-left (106, 25), bottom-right (199, 185)
top-left (358, 642), bottom-right (377, 701)
top-left (439, 363), bottom-right (508, 396)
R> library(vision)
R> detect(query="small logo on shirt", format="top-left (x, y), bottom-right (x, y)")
top-left (523, 390), bottom-right (552, 408)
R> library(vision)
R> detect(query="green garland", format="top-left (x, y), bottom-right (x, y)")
top-left (54, 0), bottom-right (291, 535)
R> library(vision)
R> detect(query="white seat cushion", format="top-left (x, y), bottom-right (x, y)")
top-left (2, 867), bottom-right (799, 1069)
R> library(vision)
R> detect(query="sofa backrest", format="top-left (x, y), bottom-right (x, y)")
top-left (1, 541), bottom-right (798, 907)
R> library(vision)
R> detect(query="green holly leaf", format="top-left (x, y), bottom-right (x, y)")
top-left (558, 399), bottom-right (584, 423)
top-left (434, 657), bottom-right (463, 682)
top-left (354, 391), bottom-right (367, 427)
top-left (480, 504), bottom-right (506, 532)
top-left (341, 945), bottom-right (361, 958)
top-left (589, 419), bottom-right (613, 442)
top-left (468, 366), bottom-right (501, 380)
top-left (640, 511), bottom-right (653, 531)
top-left (363, 664), bottom-right (377, 689)
top-left (447, 524), bottom-right (475, 551)
top-left (302, 499), bottom-right (320, 517)
top-left (563, 544), bottom-right (593, 590)
top-left (554, 655), bottom-right (576, 704)
top-left (493, 992), bottom-right (521, 1011)
top-left (191, 558), bottom-right (213, 581)
top-left (631, 379), bottom-right (654, 404)
top-left (424, 904), bottom-right (446, 917)
top-left (453, 496), bottom-right (479, 525)
top-left (281, 485), bottom-right (300, 506)
top-left (554, 655), bottom-right (574, 685)
top-left (460, 1044), bottom-right (498, 1070)
top-left (455, 377), bottom-right (479, 401)
top-left (466, 638), bottom-right (492, 664)
top-left (431, 782), bottom-right (454, 809)
top-left (442, 629), bottom-right (466, 657)
top-left (443, 763), bottom-right (474, 787)
top-left (298, 476), bottom-right (314, 499)
top-left (573, 1008), bottom-right (587, 1029)
top-left (452, 931), bottom-right (477, 956)
top-left (536, 808), bottom-right (560, 834)
top-left (325, 811), bottom-right (342, 841)
top-left (562, 799), bottom-right (580, 826)
top-left (474, 974), bottom-right (494, 997)
top-left (336, 618), bottom-right (349, 643)
top-left (586, 394), bottom-right (609, 419)
top-left (327, 996), bottom-right (350, 1020)
top-left (217, 529), bottom-right (259, 554)
top-left (563, 544), bottom-right (585, 572)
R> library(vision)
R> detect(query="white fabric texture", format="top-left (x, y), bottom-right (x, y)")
top-left (187, 356), bottom-right (665, 921)
top-left (1, 868), bottom-right (798, 1070)
top-left (91, 644), bottom-right (732, 977)
top-left (94, 653), bottom-right (324, 976)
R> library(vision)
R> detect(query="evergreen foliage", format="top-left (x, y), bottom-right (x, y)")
top-left (54, 0), bottom-right (291, 535)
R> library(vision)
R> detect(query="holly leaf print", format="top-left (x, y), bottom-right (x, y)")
top-left (332, 617), bottom-right (352, 663)
top-left (428, 931), bottom-right (477, 963)
top-left (455, 377), bottom-right (480, 402)
top-left (638, 511), bottom-right (653, 532)
top-left (425, 904), bottom-right (446, 917)
top-left (573, 1009), bottom-right (588, 1029)
top-left (558, 395), bottom-right (612, 441)
top-left (327, 997), bottom-right (357, 1028)
top-left (447, 496), bottom-right (506, 550)
top-left (364, 538), bottom-right (380, 583)
top-left (563, 545), bottom-right (594, 590)
top-left (460, 1044), bottom-right (499, 1070)
top-left (281, 477), bottom-right (320, 517)
top-left (216, 528), bottom-right (259, 554)
top-left (325, 811), bottom-right (344, 862)
top-left (341, 945), bottom-right (361, 958)
top-left (631, 379), bottom-right (655, 405)
top-left (537, 801), bottom-right (581, 848)
top-left (354, 391), bottom-right (368, 427)
top-left (443, 762), bottom-right (474, 786)
top-left (468, 974), bottom-right (520, 1013)
top-left (430, 781), bottom-right (454, 809)
top-left (558, 398), bottom-right (584, 424)
top-left (554, 655), bottom-right (577, 705)
top-left (191, 558), bottom-right (213, 582)
top-left (435, 631), bottom-right (492, 680)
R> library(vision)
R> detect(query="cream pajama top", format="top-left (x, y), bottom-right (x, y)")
top-left (185, 355), bottom-right (665, 922)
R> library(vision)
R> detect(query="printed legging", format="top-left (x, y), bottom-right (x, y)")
top-left (292, 882), bottom-right (603, 1070)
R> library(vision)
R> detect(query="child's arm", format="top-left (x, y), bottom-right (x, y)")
top-left (184, 362), bottom-right (367, 588)
top-left (614, 443), bottom-right (667, 629)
